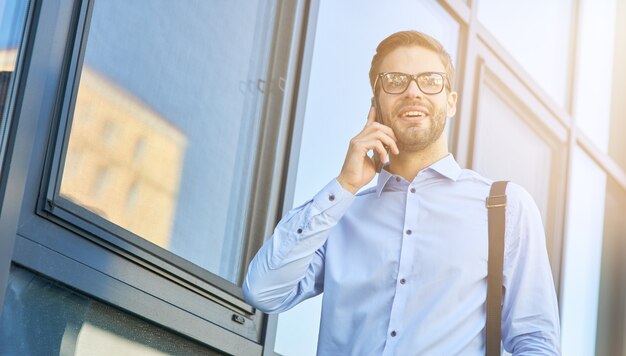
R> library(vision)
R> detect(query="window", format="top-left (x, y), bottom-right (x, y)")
top-left (1, 0), bottom-right (310, 352)
top-left (477, 0), bottom-right (574, 108)
top-left (52, 0), bottom-right (279, 284)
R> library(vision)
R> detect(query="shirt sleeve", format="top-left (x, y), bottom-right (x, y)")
top-left (501, 183), bottom-right (561, 355)
top-left (242, 179), bottom-right (355, 313)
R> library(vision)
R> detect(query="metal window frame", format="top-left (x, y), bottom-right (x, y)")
top-left (1, 0), bottom-right (318, 354)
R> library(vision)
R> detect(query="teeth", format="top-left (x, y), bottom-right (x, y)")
top-left (403, 111), bottom-right (426, 117)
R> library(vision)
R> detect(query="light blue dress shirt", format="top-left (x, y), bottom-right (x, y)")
top-left (243, 154), bottom-right (560, 355)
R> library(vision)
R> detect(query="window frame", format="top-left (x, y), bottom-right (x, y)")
top-left (1, 0), bottom-right (318, 354)
top-left (44, 0), bottom-right (265, 299)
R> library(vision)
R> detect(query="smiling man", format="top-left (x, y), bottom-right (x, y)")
top-left (243, 31), bottom-right (560, 355)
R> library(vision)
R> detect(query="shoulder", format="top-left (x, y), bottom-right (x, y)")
top-left (458, 168), bottom-right (538, 210)
top-left (499, 182), bottom-right (546, 253)
top-left (503, 182), bottom-right (541, 218)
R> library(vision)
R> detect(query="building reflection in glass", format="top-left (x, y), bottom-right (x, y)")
top-left (51, 0), bottom-right (274, 284)
top-left (60, 67), bottom-right (187, 249)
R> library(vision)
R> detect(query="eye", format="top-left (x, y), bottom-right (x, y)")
top-left (422, 74), bottom-right (442, 86)
top-left (385, 73), bottom-right (407, 88)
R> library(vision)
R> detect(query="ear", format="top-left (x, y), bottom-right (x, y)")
top-left (446, 91), bottom-right (458, 118)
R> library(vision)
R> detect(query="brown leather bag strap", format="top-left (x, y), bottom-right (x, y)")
top-left (486, 181), bottom-right (508, 356)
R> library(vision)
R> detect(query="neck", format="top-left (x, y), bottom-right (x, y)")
top-left (388, 137), bottom-right (449, 182)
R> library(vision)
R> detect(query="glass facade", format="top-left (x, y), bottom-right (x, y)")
top-left (571, 0), bottom-right (617, 151)
top-left (560, 147), bottom-right (607, 356)
top-left (596, 174), bottom-right (626, 355)
top-left (58, 0), bottom-right (278, 283)
top-left (477, 0), bottom-right (573, 108)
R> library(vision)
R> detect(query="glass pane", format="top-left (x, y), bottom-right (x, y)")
top-left (572, 0), bottom-right (618, 152)
top-left (275, 0), bottom-right (460, 355)
top-left (560, 146), bottom-right (607, 356)
top-left (0, 265), bottom-right (221, 355)
top-left (59, 0), bottom-right (277, 283)
top-left (0, 0), bottom-right (29, 160)
top-left (473, 80), bottom-right (552, 223)
top-left (477, 0), bottom-right (573, 108)
top-left (595, 175), bottom-right (626, 355)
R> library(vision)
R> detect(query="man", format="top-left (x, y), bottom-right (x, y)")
top-left (243, 31), bottom-right (560, 355)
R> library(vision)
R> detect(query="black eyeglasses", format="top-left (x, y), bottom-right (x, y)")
top-left (374, 72), bottom-right (450, 95)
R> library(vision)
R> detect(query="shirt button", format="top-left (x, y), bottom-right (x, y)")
top-left (390, 330), bottom-right (397, 337)
top-left (410, 187), bottom-right (416, 193)
top-left (297, 228), bottom-right (303, 234)
top-left (405, 229), bottom-right (412, 235)
top-left (395, 177), bottom-right (401, 182)
top-left (328, 194), bottom-right (335, 201)
top-left (400, 278), bottom-right (406, 285)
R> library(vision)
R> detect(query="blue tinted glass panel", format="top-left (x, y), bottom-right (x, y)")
top-left (58, 1), bottom-right (278, 283)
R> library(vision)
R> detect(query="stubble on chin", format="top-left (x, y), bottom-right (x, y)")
top-left (390, 109), bottom-right (446, 153)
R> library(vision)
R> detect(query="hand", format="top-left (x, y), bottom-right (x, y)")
top-left (336, 107), bottom-right (399, 194)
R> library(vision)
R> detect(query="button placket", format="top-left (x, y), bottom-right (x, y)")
top-left (385, 178), bottom-right (419, 352)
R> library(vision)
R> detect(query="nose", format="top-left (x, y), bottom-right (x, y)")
top-left (403, 79), bottom-right (424, 98)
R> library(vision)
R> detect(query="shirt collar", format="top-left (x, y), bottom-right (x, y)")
top-left (375, 154), bottom-right (462, 197)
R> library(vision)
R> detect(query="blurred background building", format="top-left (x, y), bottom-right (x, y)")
top-left (0, 0), bottom-right (624, 355)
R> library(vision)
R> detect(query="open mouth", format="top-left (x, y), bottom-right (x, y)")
top-left (401, 111), bottom-right (427, 118)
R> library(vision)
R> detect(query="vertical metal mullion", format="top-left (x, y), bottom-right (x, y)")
top-left (557, 0), bottom-right (582, 309)
top-left (257, 0), bottom-right (320, 352)
top-left (437, 0), bottom-right (471, 158)
top-left (231, 0), bottom-right (321, 352)
top-left (450, 0), bottom-right (479, 168)
top-left (240, 0), bottom-right (318, 283)
top-left (0, 0), bottom-right (36, 317)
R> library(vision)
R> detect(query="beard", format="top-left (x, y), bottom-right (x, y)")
top-left (384, 100), bottom-right (447, 152)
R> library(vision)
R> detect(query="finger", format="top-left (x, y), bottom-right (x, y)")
top-left (368, 121), bottom-right (398, 143)
top-left (363, 130), bottom-right (400, 156)
top-left (366, 106), bottom-right (377, 126)
top-left (373, 141), bottom-right (388, 164)
top-left (362, 119), bottom-right (397, 143)
top-left (372, 151), bottom-right (381, 172)
top-left (378, 133), bottom-right (399, 156)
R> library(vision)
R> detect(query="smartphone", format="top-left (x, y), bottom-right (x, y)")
top-left (370, 96), bottom-right (385, 173)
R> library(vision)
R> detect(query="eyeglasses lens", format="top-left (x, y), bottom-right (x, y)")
top-left (381, 73), bottom-right (444, 94)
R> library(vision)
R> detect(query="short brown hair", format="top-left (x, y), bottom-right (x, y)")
top-left (369, 31), bottom-right (455, 93)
